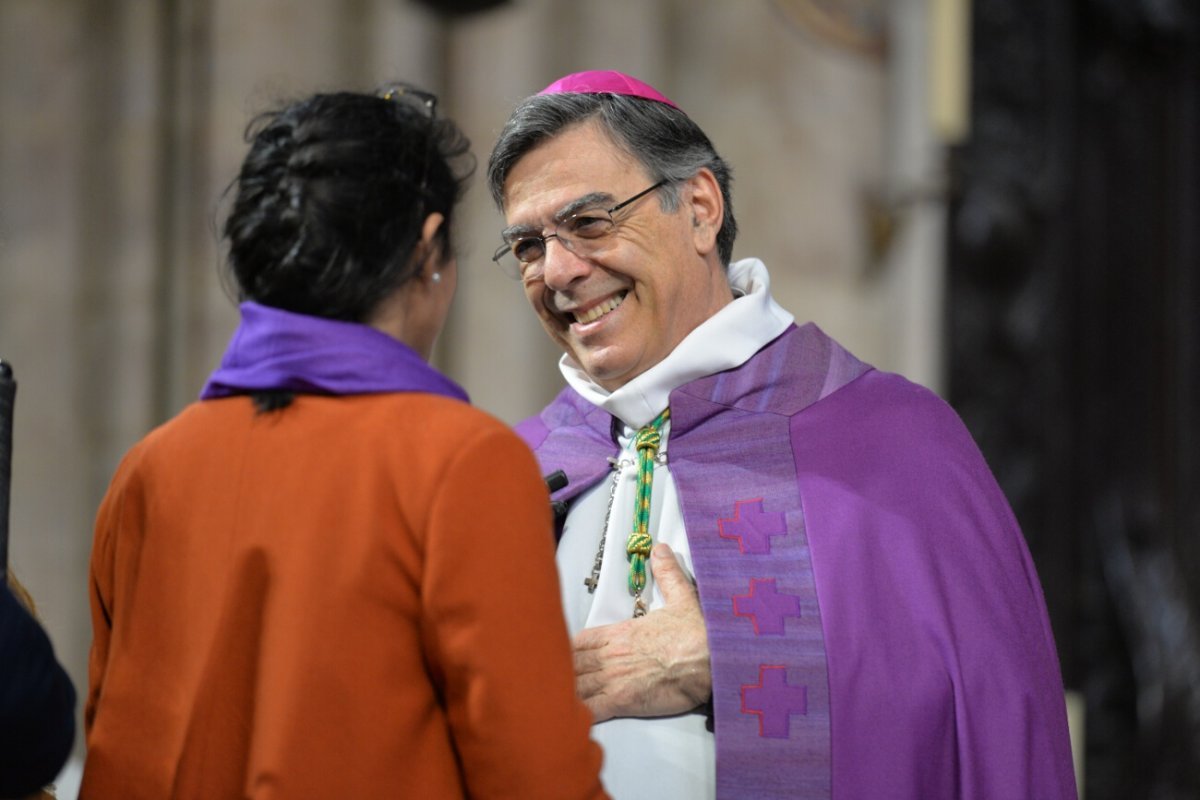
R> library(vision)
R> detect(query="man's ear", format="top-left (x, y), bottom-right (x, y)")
top-left (684, 168), bottom-right (723, 256)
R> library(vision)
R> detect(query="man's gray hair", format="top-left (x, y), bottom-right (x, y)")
top-left (487, 93), bottom-right (738, 267)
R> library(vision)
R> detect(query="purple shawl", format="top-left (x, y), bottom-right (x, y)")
top-left (200, 302), bottom-right (467, 402)
top-left (518, 323), bottom-right (1077, 800)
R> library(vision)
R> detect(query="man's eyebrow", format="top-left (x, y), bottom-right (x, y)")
top-left (554, 191), bottom-right (614, 222)
top-left (501, 190), bottom-right (616, 241)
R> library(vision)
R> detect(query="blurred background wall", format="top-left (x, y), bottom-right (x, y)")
top-left (0, 1), bottom-right (1194, 798)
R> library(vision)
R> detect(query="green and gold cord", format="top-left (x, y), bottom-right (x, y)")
top-left (626, 407), bottom-right (670, 612)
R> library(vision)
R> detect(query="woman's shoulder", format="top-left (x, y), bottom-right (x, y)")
top-left (356, 391), bottom-right (509, 429)
top-left (345, 392), bottom-right (529, 454)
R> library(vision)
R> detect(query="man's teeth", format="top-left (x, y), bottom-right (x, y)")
top-left (574, 293), bottom-right (625, 324)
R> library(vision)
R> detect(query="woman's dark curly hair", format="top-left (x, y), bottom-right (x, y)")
top-left (223, 83), bottom-right (474, 323)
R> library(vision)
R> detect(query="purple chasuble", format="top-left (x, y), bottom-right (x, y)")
top-left (517, 323), bottom-right (1077, 800)
top-left (201, 302), bottom-right (468, 402)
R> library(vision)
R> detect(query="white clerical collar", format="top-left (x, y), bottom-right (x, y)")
top-left (559, 258), bottom-right (795, 429)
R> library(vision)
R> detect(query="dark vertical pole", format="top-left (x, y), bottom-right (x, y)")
top-left (0, 361), bottom-right (15, 577)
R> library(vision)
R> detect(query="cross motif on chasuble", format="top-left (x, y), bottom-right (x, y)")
top-left (732, 578), bottom-right (802, 635)
top-left (717, 498), bottom-right (788, 554)
top-left (741, 665), bottom-right (809, 739)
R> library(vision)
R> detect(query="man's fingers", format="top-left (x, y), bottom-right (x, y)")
top-left (572, 625), bottom-right (607, 651)
top-left (573, 646), bottom-right (604, 676)
top-left (572, 622), bottom-right (623, 675)
top-left (583, 694), bottom-right (615, 724)
top-left (650, 543), bottom-right (697, 606)
top-left (575, 669), bottom-right (605, 699)
top-left (575, 658), bottom-right (617, 723)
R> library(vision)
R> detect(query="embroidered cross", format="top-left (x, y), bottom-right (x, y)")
top-left (732, 578), bottom-right (802, 635)
top-left (718, 498), bottom-right (787, 555)
top-left (741, 665), bottom-right (808, 739)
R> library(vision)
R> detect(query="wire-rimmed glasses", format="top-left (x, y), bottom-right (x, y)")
top-left (491, 180), bottom-right (668, 281)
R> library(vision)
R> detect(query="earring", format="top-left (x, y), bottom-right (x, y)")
top-left (431, 272), bottom-right (442, 284)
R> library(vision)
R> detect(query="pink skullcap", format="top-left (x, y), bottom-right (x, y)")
top-left (538, 70), bottom-right (681, 110)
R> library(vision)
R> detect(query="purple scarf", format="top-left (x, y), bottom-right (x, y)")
top-left (200, 302), bottom-right (468, 402)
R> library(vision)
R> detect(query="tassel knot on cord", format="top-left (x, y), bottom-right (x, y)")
top-left (626, 407), bottom-right (670, 617)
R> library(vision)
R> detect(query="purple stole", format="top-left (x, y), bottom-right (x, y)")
top-left (516, 323), bottom-right (869, 798)
top-left (200, 301), bottom-right (469, 402)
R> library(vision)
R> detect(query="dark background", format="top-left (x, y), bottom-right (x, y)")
top-left (947, 1), bottom-right (1199, 797)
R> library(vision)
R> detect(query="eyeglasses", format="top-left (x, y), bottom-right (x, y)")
top-left (379, 83), bottom-right (438, 205)
top-left (492, 180), bottom-right (669, 281)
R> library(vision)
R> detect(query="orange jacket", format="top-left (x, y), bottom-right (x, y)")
top-left (82, 394), bottom-right (605, 799)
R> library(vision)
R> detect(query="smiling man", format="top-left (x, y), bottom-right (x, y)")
top-left (497, 123), bottom-right (732, 392)
top-left (487, 70), bottom-right (1078, 800)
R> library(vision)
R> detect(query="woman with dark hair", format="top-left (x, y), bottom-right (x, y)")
top-left (80, 84), bottom-right (605, 799)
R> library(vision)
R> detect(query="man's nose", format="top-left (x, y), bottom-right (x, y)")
top-left (539, 236), bottom-right (592, 289)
